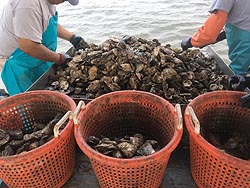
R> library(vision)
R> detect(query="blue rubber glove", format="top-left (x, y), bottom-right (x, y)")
top-left (228, 73), bottom-right (250, 91)
top-left (181, 37), bottom-right (193, 51)
top-left (58, 53), bottom-right (73, 65)
top-left (70, 35), bottom-right (89, 50)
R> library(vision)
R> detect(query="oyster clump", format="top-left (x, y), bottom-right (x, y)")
top-left (0, 113), bottom-right (66, 157)
top-left (87, 133), bottom-right (160, 158)
top-left (46, 36), bottom-right (229, 104)
top-left (205, 130), bottom-right (250, 160)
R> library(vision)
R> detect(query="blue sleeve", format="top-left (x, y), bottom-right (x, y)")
top-left (209, 0), bottom-right (234, 13)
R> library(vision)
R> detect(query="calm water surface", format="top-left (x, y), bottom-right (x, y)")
top-left (57, 0), bottom-right (229, 62)
top-left (0, 0), bottom-right (229, 61)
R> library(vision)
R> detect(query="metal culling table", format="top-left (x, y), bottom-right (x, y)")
top-left (0, 46), bottom-right (233, 188)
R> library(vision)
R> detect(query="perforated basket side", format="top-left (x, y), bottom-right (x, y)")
top-left (185, 91), bottom-right (250, 188)
top-left (75, 90), bottom-right (183, 188)
top-left (0, 91), bottom-right (76, 188)
top-left (0, 127), bottom-right (75, 188)
top-left (189, 136), bottom-right (250, 188)
top-left (90, 155), bottom-right (170, 188)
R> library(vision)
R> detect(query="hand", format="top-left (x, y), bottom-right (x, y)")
top-left (70, 35), bottom-right (89, 50)
top-left (239, 93), bottom-right (250, 108)
top-left (216, 30), bottom-right (226, 42)
top-left (181, 37), bottom-right (193, 51)
top-left (228, 73), bottom-right (250, 91)
top-left (58, 53), bottom-right (73, 65)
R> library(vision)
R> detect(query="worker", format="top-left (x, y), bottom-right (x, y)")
top-left (0, 0), bottom-right (88, 96)
top-left (181, 0), bottom-right (250, 75)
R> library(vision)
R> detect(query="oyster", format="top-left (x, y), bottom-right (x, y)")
top-left (9, 130), bottom-right (24, 140)
top-left (137, 142), bottom-right (155, 156)
top-left (0, 129), bottom-right (10, 146)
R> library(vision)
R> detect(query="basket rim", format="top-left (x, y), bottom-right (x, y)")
top-left (184, 90), bottom-right (250, 165)
top-left (0, 90), bottom-right (76, 106)
top-left (0, 90), bottom-right (76, 163)
top-left (74, 90), bottom-right (183, 164)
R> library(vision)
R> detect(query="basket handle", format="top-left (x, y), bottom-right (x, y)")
top-left (72, 100), bottom-right (86, 125)
top-left (53, 111), bottom-right (72, 138)
top-left (187, 106), bottom-right (200, 134)
top-left (53, 101), bottom-right (86, 137)
top-left (175, 104), bottom-right (183, 130)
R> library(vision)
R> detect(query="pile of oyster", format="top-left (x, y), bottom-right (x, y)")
top-left (46, 36), bottom-right (228, 104)
top-left (205, 131), bottom-right (250, 160)
top-left (87, 133), bottom-right (160, 158)
top-left (0, 113), bottom-right (64, 156)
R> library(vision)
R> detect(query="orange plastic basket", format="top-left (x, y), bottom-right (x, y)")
top-left (74, 90), bottom-right (183, 188)
top-left (0, 90), bottom-right (76, 188)
top-left (184, 91), bottom-right (250, 188)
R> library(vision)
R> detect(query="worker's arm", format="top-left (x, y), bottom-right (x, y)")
top-left (57, 24), bottom-right (74, 41)
top-left (181, 10), bottom-right (228, 50)
top-left (18, 37), bottom-right (69, 65)
top-left (191, 10), bottom-right (228, 47)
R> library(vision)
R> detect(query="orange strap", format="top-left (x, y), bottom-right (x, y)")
top-left (191, 10), bottom-right (228, 47)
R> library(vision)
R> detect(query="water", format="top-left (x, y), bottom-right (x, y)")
top-left (0, 0), bottom-right (229, 62)
top-left (57, 0), bottom-right (229, 63)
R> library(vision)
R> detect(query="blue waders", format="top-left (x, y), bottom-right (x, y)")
top-left (1, 12), bottom-right (58, 96)
top-left (226, 23), bottom-right (250, 74)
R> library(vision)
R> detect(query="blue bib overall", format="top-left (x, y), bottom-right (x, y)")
top-left (1, 12), bottom-right (58, 96)
top-left (226, 23), bottom-right (250, 74)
